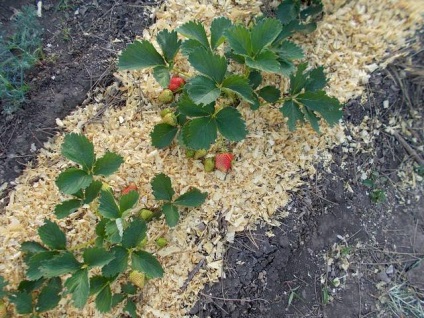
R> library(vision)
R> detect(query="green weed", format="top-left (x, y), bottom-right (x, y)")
top-left (0, 6), bottom-right (43, 114)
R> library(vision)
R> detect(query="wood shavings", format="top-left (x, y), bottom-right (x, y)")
top-left (0, 0), bottom-right (422, 317)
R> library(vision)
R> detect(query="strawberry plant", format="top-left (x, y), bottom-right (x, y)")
top-left (0, 133), bottom-right (207, 317)
top-left (118, 0), bottom-right (342, 152)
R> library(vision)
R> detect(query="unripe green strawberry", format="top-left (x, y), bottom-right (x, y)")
top-left (129, 270), bottom-right (146, 288)
top-left (139, 209), bottom-right (154, 221)
top-left (194, 149), bottom-right (207, 160)
top-left (185, 149), bottom-right (195, 158)
top-left (204, 157), bottom-right (215, 172)
top-left (158, 89), bottom-right (174, 103)
top-left (0, 300), bottom-right (7, 318)
top-left (156, 237), bottom-right (168, 248)
top-left (160, 108), bottom-right (173, 118)
top-left (161, 113), bottom-right (177, 126)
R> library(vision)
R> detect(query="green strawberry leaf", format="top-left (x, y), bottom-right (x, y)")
top-left (221, 74), bottom-right (255, 103)
top-left (54, 199), bottom-right (82, 219)
top-left (9, 291), bottom-right (33, 314)
top-left (36, 277), bottom-right (62, 313)
top-left (215, 107), bottom-right (247, 141)
top-left (93, 152), bottom-right (124, 176)
top-left (188, 47), bottom-right (227, 83)
top-left (245, 50), bottom-right (282, 74)
top-left (90, 276), bottom-right (109, 295)
top-left (95, 283), bottom-right (112, 313)
top-left (278, 59), bottom-right (296, 77)
top-left (225, 25), bottom-right (252, 56)
top-left (280, 99), bottom-right (304, 131)
top-left (277, 40), bottom-right (304, 60)
top-left (300, 2), bottom-right (323, 20)
top-left (150, 123), bottom-right (178, 149)
top-left (38, 219), bottom-right (67, 250)
top-left (118, 40), bottom-right (166, 70)
top-left (258, 85), bottom-right (281, 103)
top-left (21, 241), bottom-right (48, 254)
top-left (122, 283), bottom-right (137, 295)
top-left (119, 191), bottom-right (139, 214)
top-left (250, 92), bottom-right (261, 110)
top-left (289, 62), bottom-right (308, 95)
top-left (112, 293), bottom-right (126, 308)
top-left (83, 180), bottom-right (103, 204)
top-left (40, 251), bottom-right (81, 277)
top-left (180, 39), bottom-right (203, 56)
top-left (105, 219), bottom-right (123, 244)
top-left (276, 0), bottom-right (300, 25)
top-left (162, 202), bottom-right (179, 227)
top-left (182, 116), bottom-right (217, 150)
top-left (294, 21), bottom-right (317, 34)
top-left (26, 252), bottom-right (58, 280)
top-left (56, 167), bottom-right (93, 195)
top-left (305, 66), bottom-right (327, 92)
top-left (210, 16), bottom-right (232, 49)
top-left (83, 247), bottom-right (115, 269)
top-left (156, 29), bottom-right (181, 63)
top-left (61, 133), bottom-right (95, 171)
top-left (151, 173), bottom-right (175, 201)
top-left (303, 107), bottom-right (321, 133)
top-left (186, 75), bottom-right (221, 105)
top-left (153, 65), bottom-right (171, 88)
top-left (17, 279), bottom-right (45, 293)
top-left (174, 188), bottom-right (207, 207)
top-left (248, 70), bottom-right (262, 89)
top-left (64, 268), bottom-right (90, 309)
top-left (102, 246), bottom-right (128, 277)
top-left (177, 21), bottom-right (210, 49)
top-left (124, 299), bottom-right (137, 318)
top-left (132, 250), bottom-right (164, 278)
top-left (297, 90), bottom-right (343, 126)
top-left (177, 94), bottom-right (215, 117)
top-left (95, 218), bottom-right (108, 238)
top-left (122, 218), bottom-right (147, 249)
top-left (0, 276), bottom-right (8, 298)
top-left (251, 18), bottom-right (282, 54)
top-left (98, 190), bottom-right (120, 219)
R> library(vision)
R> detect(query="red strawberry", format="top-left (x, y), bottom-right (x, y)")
top-left (122, 182), bottom-right (137, 195)
top-left (215, 153), bottom-right (234, 173)
top-left (168, 75), bottom-right (185, 92)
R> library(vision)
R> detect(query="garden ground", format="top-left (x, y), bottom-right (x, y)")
top-left (0, 1), bottom-right (423, 317)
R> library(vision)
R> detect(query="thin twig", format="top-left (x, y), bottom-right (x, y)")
top-left (393, 131), bottom-right (424, 166)
top-left (180, 258), bottom-right (205, 292)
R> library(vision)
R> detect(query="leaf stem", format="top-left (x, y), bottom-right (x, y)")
top-left (173, 68), bottom-right (191, 78)
top-left (69, 238), bottom-right (96, 251)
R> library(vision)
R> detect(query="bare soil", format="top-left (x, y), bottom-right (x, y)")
top-left (1, 1), bottom-right (423, 318)
top-left (0, 0), bottom-right (157, 189)
top-left (192, 36), bottom-right (424, 318)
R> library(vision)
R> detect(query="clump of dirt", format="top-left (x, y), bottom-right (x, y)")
top-left (0, 0), bottom-right (158, 190)
top-left (191, 34), bottom-right (424, 318)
